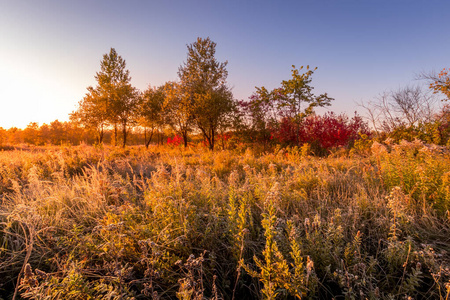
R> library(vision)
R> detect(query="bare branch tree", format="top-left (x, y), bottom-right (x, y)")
top-left (359, 85), bottom-right (441, 133)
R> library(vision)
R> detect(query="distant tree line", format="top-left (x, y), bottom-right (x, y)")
top-left (0, 120), bottom-right (171, 148)
top-left (0, 120), bottom-right (95, 147)
top-left (3, 37), bottom-right (450, 153)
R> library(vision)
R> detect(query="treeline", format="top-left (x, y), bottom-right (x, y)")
top-left (0, 120), bottom-right (172, 147)
top-left (70, 37), bottom-right (235, 151)
top-left (67, 37), bottom-right (373, 153)
top-left (66, 37), bottom-right (373, 153)
top-left (3, 37), bottom-right (450, 153)
top-left (0, 121), bottom-right (94, 146)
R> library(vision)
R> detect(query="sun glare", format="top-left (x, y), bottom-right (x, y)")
top-left (0, 60), bottom-right (74, 129)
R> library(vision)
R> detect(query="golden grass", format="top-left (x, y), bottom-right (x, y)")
top-left (0, 144), bottom-right (449, 299)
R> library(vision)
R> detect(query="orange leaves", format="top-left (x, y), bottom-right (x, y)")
top-left (429, 67), bottom-right (450, 100)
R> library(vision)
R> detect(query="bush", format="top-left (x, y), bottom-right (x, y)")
top-left (271, 112), bottom-right (370, 154)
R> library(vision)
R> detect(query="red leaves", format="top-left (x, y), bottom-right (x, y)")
top-left (270, 112), bottom-right (370, 150)
top-left (217, 132), bottom-right (232, 142)
top-left (167, 135), bottom-right (183, 146)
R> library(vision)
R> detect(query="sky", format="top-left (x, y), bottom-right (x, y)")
top-left (0, 0), bottom-right (449, 129)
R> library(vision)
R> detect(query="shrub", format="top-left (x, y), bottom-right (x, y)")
top-left (167, 135), bottom-right (183, 147)
top-left (271, 112), bottom-right (370, 154)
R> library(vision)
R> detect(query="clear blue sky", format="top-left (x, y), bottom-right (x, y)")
top-left (1, 0), bottom-right (449, 129)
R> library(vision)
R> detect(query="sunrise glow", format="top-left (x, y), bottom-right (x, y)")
top-left (1, 1), bottom-right (449, 129)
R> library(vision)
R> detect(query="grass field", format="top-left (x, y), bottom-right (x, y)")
top-left (0, 143), bottom-right (449, 299)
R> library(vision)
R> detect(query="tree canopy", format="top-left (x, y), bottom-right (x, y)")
top-left (72, 48), bottom-right (138, 147)
top-left (240, 66), bottom-right (334, 146)
top-left (162, 81), bottom-right (193, 148)
top-left (178, 37), bottom-right (235, 150)
top-left (139, 85), bottom-right (165, 148)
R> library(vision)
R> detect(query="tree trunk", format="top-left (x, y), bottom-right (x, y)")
top-left (114, 124), bottom-right (118, 146)
top-left (182, 131), bottom-right (188, 148)
top-left (97, 124), bottom-right (104, 144)
top-left (199, 126), bottom-right (215, 151)
top-left (220, 133), bottom-right (225, 150)
top-left (145, 128), bottom-right (153, 149)
top-left (294, 119), bottom-right (301, 146)
top-left (122, 121), bottom-right (127, 148)
top-left (210, 130), bottom-right (215, 151)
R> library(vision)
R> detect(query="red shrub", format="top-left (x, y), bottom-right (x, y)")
top-left (271, 112), bottom-right (370, 151)
top-left (167, 135), bottom-right (183, 147)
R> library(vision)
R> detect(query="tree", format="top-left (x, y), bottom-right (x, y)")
top-left (240, 65), bottom-right (333, 146)
top-left (420, 68), bottom-right (450, 101)
top-left (238, 88), bottom-right (278, 146)
top-left (23, 122), bottom-right (41, 145)
top-left (113, 83), bottom-right (140, 147)
top-left (178, 37), bottom-right (235, 150)
top-left (360, 85), bottom-right (439, 134)
top-left (70, 86), bottom-right (108, 144)
top-left (277, 66), bottom-right (333, 120)
top-left (6, 127), bottom-right (20, 145)
top-left (95, 48), bottom-right (137, 147)
top-left (48, 120), bottom-right (66, 145)
top-left (162, 81), bottom-right (193, 148)
top-left (0, 127), bottom-right (6, 147)
top-left (72, 48), bottom-right (138, 147)
top-left (140, 85), bottom-right (165, 148)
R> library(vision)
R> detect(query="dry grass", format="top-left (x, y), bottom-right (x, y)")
top-left (0, 144), bottom-right (449, 299)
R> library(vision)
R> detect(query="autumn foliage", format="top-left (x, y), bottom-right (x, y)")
top-left (2, 144), bottom-right (450, 299)
top-left (167, 134), bottom-right (183, 147)
top-left (429, 68), bottom-right (450, 100)
top-left (3, 40), bottom-right (450, 300)
top-left (238, 66), bottom-right (369, 153)
top-left (5, 40), bottom-right (450, 155)
top-left (271, 112), bottom-right (370, 151)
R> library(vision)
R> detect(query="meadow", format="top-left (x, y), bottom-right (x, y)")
top-left (0, 143), bottom-right (449, 299)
